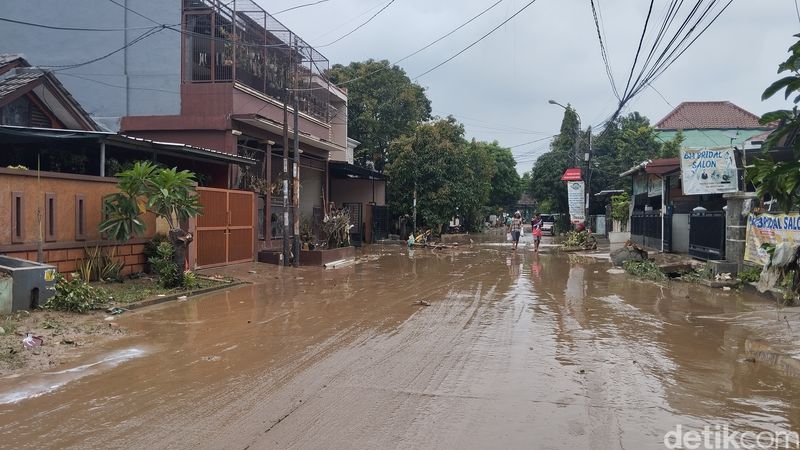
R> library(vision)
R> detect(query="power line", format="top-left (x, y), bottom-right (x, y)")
top-left (41, 26), bottom-right (168, 71)
top-left (795, 0), bottom-right (800, 24)
top-left (291, 0), bottom-right (507, 91)
top-left (414, 0), bottom-right (541, 80)
top-left (0, 16), bottom-right (177, 32)
top-left (589, 0), bottom-right (620, 100)
top-left (274, 0), bottom-right (333, 15)
top-left (316, 0), bottom-right (397, 47)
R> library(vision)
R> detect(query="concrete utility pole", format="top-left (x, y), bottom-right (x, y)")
top-left (292, 93), bottom-right (300, 267)
top-left (292, 41), bottom-right (301, 267)
top-left (282, 93), bottom-right (290, 265)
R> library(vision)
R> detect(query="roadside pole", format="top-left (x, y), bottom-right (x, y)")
top-left (292, 69), bottom-right (301, 267)
top-left (282, 93), bottom-right (290, 266)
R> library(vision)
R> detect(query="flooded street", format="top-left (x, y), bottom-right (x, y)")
top-left (1, 240), bottom-right (800, 449)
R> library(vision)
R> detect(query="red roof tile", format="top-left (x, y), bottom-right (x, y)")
top-left (655, 101), bottom-right (764, 130)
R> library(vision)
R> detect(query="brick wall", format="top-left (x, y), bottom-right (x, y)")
top-left (3, 242), bottom-right (148, 276)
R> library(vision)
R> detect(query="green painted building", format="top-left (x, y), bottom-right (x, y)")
top-left (654, 101), bottom-right (772, 149)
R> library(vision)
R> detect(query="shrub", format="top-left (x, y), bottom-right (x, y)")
top-left (738, 266), bottom-right (762, 283)
top-left (183, 270), bottom-right (199, 289)
top-left (611, 192), bottom-right (630, 231)
top-left (148, 242), bottom-right (182, 288)
top-left (144, 233), bottom-right (170, 273)
top-left (624, 259), bottom-right (667, 282)
top-left (45, 274), bottom-right (105, 313)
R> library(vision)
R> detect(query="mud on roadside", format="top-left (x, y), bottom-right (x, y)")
top-left (0, 310), bottom-right (135, 377)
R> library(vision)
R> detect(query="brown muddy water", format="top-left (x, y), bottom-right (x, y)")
top-left (0, 240), bottom-right (799, 449)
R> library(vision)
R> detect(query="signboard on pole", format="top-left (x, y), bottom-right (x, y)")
top-left (680, 148), bottom-right (738, 195)
top-left (744, 213), bottom-right (800, 265)
top-left (567, 181), bottom-right (585, 224)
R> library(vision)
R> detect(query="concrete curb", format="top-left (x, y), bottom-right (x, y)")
top-left (122, 280), bottom-right (250, 311)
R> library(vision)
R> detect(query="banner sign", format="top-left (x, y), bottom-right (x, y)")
top-left (680, 148), bottom-right (738, 195)
top-left (744, 213), bottom-right (800, 265)
top-left (567, 181), bottom-right (585, 224)
top-left (648, 175), bottom-right (663, 197)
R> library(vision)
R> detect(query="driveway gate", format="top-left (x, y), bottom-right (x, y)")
top-left (195, 187), bottom-right (254, 268)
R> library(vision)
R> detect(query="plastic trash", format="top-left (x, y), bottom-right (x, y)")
top-left (22, 333), bottom-right (43, 349)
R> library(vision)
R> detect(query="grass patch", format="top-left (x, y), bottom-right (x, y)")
top-left (100, 276), bottom-right (229, 305)
top-left (624, 259), bottom-right (667, 282)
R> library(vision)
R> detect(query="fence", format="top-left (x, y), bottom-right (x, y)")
top-left (689, 211), bottom-right (726, 260)
top-left (631, 212), bottom-right (663, 249)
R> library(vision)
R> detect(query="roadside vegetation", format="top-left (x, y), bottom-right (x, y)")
top-left (623, 260), bottom-right (667, 282)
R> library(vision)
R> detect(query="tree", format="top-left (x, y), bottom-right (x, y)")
top-left (100, 161), bottom-right (202, 283)
top-left (385, 117), bottom-right (496, 232)
top-left (748, 33), bottom-right (800, 212)
top-left (328, 60), bottom-right (432, 171)
top-left (528, 106), bottom-right (582, 214)
top-left (660, 130), bottom-right (685, 158)
top-left (476, 141), bottom-right (521, 209)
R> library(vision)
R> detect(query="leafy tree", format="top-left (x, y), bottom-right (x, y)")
top-left (328, 60), bottom-right (432, 171)
top-left (385, 117), bottom-right (496, 232)
top-left (100, 161), bottom-right (202, 282)
top-left (475, 141), bottom-right (521, 209)
top-left (748, 33), bottom-right (800, 212)
top-left (660, 130), bottom-right (685, 158)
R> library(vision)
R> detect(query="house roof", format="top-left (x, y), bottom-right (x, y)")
top-left (329, 160), bottom-right (385, 180)
top-left (0, 55), bottom-right (100, 131)
top-left (655, 101), bottom-right (764, 130)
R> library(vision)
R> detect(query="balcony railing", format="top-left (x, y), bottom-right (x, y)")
top-left (182, 0), bottom-right (332, 123)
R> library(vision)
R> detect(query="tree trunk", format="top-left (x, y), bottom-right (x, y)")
top-left (168, 228), bottom-right (193, 284)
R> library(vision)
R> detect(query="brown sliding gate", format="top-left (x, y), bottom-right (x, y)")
top-left (196, 187), bottom-right (254, 268)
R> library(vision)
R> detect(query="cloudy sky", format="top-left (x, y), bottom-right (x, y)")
top-left (261, 0), bottom-right (799, 173)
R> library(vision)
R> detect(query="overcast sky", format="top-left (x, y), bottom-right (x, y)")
top-left (261, 0), bottom-right (799, 173)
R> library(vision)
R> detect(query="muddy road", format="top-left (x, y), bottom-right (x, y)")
top-left (1, 241), bottom-right (799, 449)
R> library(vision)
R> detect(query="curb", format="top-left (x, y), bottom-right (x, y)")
top-left (122, 280), bottom-right (250, 311)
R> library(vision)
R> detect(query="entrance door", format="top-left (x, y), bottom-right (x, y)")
top-left (196, 187), bottom-right (254, 268)
top-left (343, 202), bottom-right (362, 246)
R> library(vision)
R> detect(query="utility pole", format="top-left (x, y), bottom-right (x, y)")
top-left (585, 126), bottom-right (592, 225)
top-left (292, 42), bottom-right (301, 267)
top-left (412, 183), bottom-right (417, 237)
top-left (282, 92), bottom-right (290, 265)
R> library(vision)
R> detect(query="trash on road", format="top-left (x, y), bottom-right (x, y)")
top-left (106, 307), bottom-right (128, 315)
top-left (22, 333), bottom-right (43, 349)
top-left (412, 300), bottom-right (431, 307)
top-left (177, 295), bottom-right (188, 301)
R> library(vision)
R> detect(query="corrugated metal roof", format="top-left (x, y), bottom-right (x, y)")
top-left (644, 158), bottom-right (680, 175)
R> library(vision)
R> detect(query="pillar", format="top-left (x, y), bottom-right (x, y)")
top-left (723, 192), bottom-right (757, 273)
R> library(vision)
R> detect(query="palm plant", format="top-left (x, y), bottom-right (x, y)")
top-left (100, 161), bottom-right (202, 283)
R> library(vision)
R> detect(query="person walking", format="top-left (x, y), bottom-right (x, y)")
top-left (531, 213), bottom-right (543, 253)
top-left (508, 211), bottom-right (523, 251)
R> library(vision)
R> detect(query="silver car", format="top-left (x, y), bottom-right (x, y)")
top-left (540, 214), bottom-right (557, 236)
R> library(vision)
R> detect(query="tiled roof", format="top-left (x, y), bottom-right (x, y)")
top-left (655, 101), bottom-right (764, 130)
top-left (0, 71), bottom-right (43, 102)
top-left (0, 54), bottom-right (26, 66)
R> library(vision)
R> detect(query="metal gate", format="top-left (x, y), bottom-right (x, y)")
top-left (372, 205), bottom-right (389, 242)
top-left (195, 187), bottom-right (254, 268)
top-left (343, 202), bottom-right (362, 246)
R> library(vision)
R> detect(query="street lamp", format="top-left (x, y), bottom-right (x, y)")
top-left (548, 99), bottom-right (593, 225)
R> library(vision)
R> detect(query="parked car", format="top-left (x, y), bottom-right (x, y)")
top-left (540, 214), bottom-right (557, 236)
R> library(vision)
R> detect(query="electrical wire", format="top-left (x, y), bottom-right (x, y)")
top-left (289, 0), bottom-right (507, 91)
top-left (795, 0), bottom-right (800, 25)
top-left (0, 16), bottom-right (177, 32)
top-left (41, 26), bottom-right (168, 71)
top-left (414, 0), bottom-right (540, 80)
top-left (316, 0), bottom-right (397, 48)
top-left (647, 82), bottom-right (722, 146)
top-left (589, 0), bottom-right (620, 100)
top-left (274, 0), bottom-right (333, 15)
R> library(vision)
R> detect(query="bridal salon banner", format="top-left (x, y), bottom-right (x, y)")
top-left (744, 213), bottom-right (800, 265)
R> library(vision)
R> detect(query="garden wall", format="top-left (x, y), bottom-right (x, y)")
top-left (0, 168), bottom-right (156, 275)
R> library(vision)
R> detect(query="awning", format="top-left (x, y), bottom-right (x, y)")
top-left (232, 114), bottom-right (346, 155)
top-left (644, 158), bottom-right (680, 176)
top-left (0, 125), bottom-right (256, 166)
top-left (594, 189), bottom-right (624, 197)
top-left (329, 161), bottom-right (385, 180)
top-left (561, 167), bottom-right (583, 181)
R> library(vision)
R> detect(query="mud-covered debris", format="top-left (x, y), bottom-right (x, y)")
top-left (744, 357), bottom-right (756, 363)
top-left (607, 268), bottom-right (626, 275)
top-left (248, 270), bottom-right (257, 274)
top-left (202, 355), bottom-right (221, 362)
top-left (177, 295), bottom-right (188, 301)
top-left (412, 300), bottom-right (431, 307)
top-left (106, 307), bottom-right (128, 315)
top-left (578, 369), bottom-right (586, 374)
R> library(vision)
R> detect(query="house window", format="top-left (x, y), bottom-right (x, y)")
top-left (11, 192), bottom-right (24, 243)
top-left (1, 96), bottom-right (31, 126)
top-left (45, 193), bottom-right (57, 242)
top-left (75, 195), bottom-right (86, 240)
